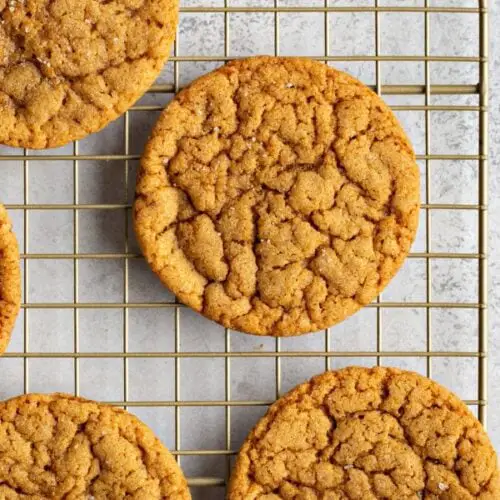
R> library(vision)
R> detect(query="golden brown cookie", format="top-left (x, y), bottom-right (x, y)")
top-left (0, 203), bottom-right (21, 354)
top-left (229, 367), bottom-right (499, 499)
top-left (0, 393), bottom-right (191, 499)
top-left (0, 0), bottom-right (178, 149)
top-left (134, 56), bottom-right (420, 336)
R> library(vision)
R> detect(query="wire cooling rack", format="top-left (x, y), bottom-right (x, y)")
top-left (0, 1), bottom-right (489, 498)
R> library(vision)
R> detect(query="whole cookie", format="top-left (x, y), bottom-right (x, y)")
top-left (134, 57), bottom-right (420, 336)
top-left (0, 393), bottom-right (191, 499)
top-left (0, 0), bottom-right (178, 149)
top-left (0, 203), bottom-right (20, 354)
top-left (229, 367), bottom-right (500, 499)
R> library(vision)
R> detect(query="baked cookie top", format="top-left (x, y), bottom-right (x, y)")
top-left (0, 393), bottom-right (191, 499)
top-left (229, 367), bottom-right (500, 499)
top-left (0, 203), bottom-right (20, 354)
top-left (0, 0), bottom-right (178, 149)
top-left (134, 57), bottom-right (420, 336)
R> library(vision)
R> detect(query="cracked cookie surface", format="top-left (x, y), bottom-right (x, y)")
top-left (228, 367), bottom-right (500, 499)
top-left (0, 393), bottom-right (191, 499)
top-left (0, 203), bottom-right (20, 355)
top-left (134, 57), bottom-right (420, 336)
top-left (0, 0), bottom-right (178, 148)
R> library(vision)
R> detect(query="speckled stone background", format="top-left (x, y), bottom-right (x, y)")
top-left (488, 0), bottom-right (500, 455)
top-left (0, 1), bottom-right (498, 497)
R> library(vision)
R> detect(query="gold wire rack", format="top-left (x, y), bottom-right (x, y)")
top-left (0, 0), bottom-right (489, 496)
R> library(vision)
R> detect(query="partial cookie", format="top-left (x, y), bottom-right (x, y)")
top-left (0, 203), bottom-right (20, 354)
top-left (0, 0), bottom-right (178, 148)
top-left (135, 56), bottom-right (420, 336)
top-left (0, 393), bottom-right (191, 499)
top-left (229, 366), bottom-right (499, 499)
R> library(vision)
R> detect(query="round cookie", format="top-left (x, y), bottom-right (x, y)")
top-left (0, 393), bottom-right (191, 499)
top-left (229, 367), bottom-right (500, 499)
top-left (0, 0), bottom-right (179, 149)
top-left (134, 56), bottom-right (420, 336)
top-left (0, 203), bottom-right (21, 354)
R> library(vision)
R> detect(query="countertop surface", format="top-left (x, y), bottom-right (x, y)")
top-left (0, 1), bottom-right (499, 497)
top-left (488, 0), bottom-right (499, 451)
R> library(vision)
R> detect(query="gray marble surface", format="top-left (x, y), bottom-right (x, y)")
top-left (0, 1), bottom-right (498, 497)
top-left (488, 0), bottom-right (499, 453)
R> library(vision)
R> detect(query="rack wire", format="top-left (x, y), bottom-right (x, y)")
top-left (0, 1), bottom-right (489, 497)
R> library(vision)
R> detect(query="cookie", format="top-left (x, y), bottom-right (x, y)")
top-left (0, 0), bottom-right (178, 149)
top-left (229, 367), bottom-right (499, 499)
top-left (0, 203), bottom-right (21, 354)
top-left (134, 56), bottom-right (420, 336)
top-left (0, 393), bottom-right (191, 499)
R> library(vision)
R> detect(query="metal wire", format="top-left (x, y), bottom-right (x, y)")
top-left (478, 0), bottom-right (489, 427)
top-left (274, 0), bottom-right (282, 407)
top-left (1, 1), bottom-right (488, 492)
top-left (374, 0), bottom-right (382, 368)
top-left (73, 140), bottom-right (80, 396)
top-left (424, 0), bottom-right (432, 380)
top-left (173, 25), bottom-right (182, 471)
top-left (223, 0), bottom-right (232, 484)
